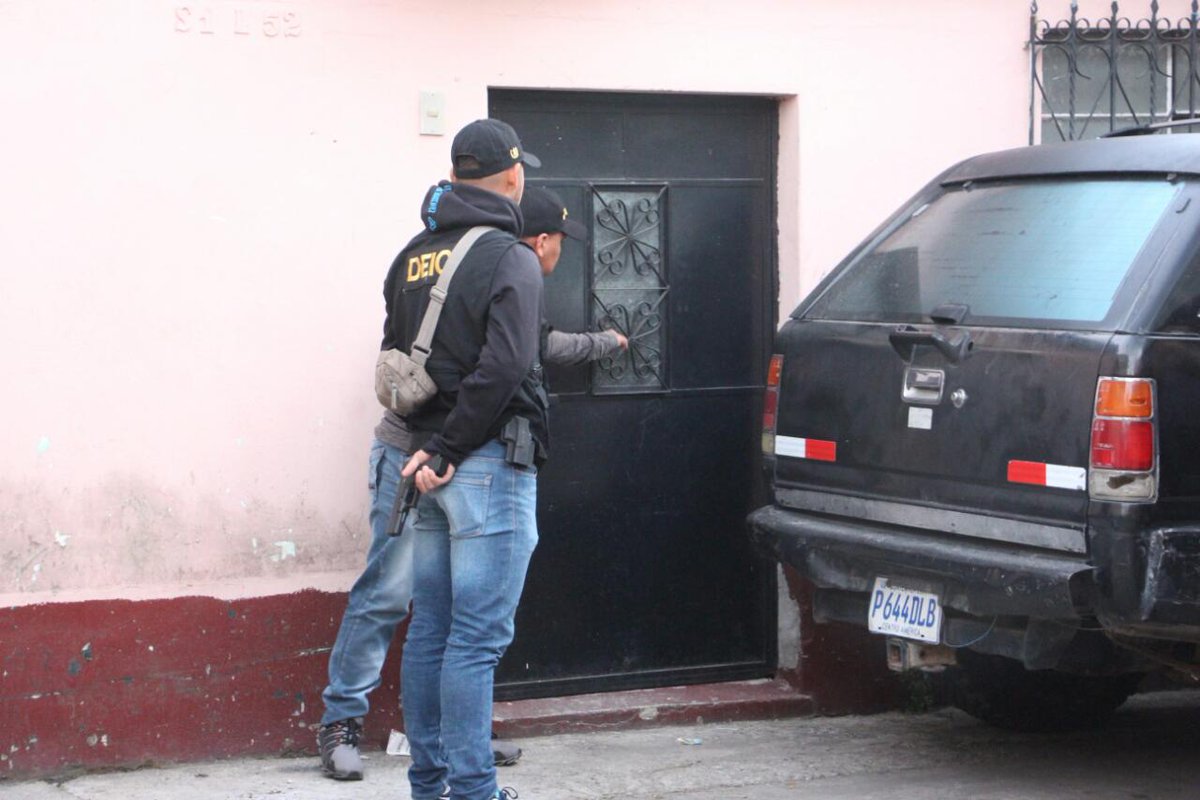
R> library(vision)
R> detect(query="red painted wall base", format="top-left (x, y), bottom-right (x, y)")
top-left (0, 591), bottom-right (405, 781)
top-left (1, 574), bottom-right (899, 781)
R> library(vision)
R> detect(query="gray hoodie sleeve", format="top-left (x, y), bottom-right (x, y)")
top-left (543, 330), bottom-right (622, 366)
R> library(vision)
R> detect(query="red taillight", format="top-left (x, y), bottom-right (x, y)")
top-left (762, 355), bottom-right (783, 455)
top-left (1090, 419), bottom-right (1154, 471)
top-left (762, 388), bottom-right (779, 431)
top-left (767, 355), bottom-right (782, 387)
top-left (1089, 377), bottom-right (1157, 501)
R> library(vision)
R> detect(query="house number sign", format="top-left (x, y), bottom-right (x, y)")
top-left (174, 6), bottom-right (301, 38)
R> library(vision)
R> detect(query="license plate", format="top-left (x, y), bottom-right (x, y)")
top-left (868, 577), bottom-right (943, 643)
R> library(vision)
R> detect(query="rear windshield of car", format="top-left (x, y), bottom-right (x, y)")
top-left (804, 178), bottom-right (1179, 328)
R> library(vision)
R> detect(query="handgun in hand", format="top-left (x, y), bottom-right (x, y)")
top-left (386, 454), bottom-right (446, 537)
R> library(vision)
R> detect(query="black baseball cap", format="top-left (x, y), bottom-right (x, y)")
top-left (520, 186), bottom-right (587, 240)
top-left (451, 118), bottom-right (541, 179)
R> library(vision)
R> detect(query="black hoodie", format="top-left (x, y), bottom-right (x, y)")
top-left (376, 181), bottom-right (548, 466)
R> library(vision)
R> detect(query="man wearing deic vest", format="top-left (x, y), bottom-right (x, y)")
top-left (320, 119), bottom-right (544, 800)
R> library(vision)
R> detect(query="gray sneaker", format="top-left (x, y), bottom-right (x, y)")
top-left (492, 734), bottom-right (522, 766)
top-left (318, 718), bottom-right (364, 780)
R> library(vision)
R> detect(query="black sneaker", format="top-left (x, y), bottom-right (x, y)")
top-left (317, 718), bottom-right (364, 780)
top-left (492, 732), bottom-right (522, 766)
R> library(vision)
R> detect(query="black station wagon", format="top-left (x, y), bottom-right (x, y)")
top-left (749, 130), bottom-right (1200, 730)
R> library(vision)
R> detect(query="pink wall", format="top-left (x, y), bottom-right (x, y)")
top-left (0, 0), bottom-right (1170, 606)
top-left (5, 0), bottom-right (1195, 778)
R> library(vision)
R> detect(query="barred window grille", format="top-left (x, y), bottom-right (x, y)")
top-left (589, 185), bottom-right (669, 395)
top-left (1030, 1), bottom-right (1200, 142)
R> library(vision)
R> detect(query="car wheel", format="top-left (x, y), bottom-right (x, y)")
top-left (948, 649), bottom-right (1141, 732)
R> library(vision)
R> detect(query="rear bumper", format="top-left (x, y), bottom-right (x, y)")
top-left (1101, 525), bottom-right (1200, 640)
top-left (747, 504), bottom-right (1095, 619)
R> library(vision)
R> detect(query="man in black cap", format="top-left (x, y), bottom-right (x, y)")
top-left (519, 186), bottom-right (628, 363)
top-left (318, 118), bottom-right (542, 800)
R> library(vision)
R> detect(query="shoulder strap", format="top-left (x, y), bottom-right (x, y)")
top-left (409, 225), bottom-right (496, 367)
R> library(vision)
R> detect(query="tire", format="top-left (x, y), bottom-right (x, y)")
top-left (948, 649), bottom-right (1141, 732)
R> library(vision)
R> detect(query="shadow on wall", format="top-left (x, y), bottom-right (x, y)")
top-left (778, 567), bottom-right (903, 715)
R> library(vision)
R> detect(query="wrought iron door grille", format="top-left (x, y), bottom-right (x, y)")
top-left (1030, 1), bottom-right (1200, 142)
top-left (589, 185), bottom-right (669, 394)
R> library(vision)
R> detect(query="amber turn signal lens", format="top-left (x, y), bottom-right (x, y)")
top-left (1095, 378), bottom-right (1153, 418)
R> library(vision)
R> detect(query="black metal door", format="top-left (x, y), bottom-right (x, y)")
top-left (491, 91), bottom-right (778, 698)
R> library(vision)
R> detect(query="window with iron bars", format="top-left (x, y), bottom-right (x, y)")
top-left (1030, 1), bottom-right (1200, 142)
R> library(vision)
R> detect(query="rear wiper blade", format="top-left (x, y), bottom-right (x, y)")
top-left (929, 302), bottom-right (969, 325)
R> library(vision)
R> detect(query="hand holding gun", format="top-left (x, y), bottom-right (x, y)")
top-left (387, 454), bottom-right (447, 537)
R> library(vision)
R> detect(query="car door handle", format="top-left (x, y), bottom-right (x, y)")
top-left (888, 326), bottom-right (973, 364)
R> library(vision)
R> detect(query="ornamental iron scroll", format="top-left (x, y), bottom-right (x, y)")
top-left (1030, 1), bottom-right (1200, 142)
top-left (590, 186), bottom-right (669, 394)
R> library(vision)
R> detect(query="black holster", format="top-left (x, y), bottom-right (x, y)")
top-left (500, 416), bottom-right (536, 468)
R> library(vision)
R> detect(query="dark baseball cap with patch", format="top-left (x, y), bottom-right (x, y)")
top-left (451, 118), bottom-right (542, 179)
top-left (520, 186), bottom-right (587, 240)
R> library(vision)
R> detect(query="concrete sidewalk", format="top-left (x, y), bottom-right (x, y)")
top-left (4, 690), bottom-right (1200, 800)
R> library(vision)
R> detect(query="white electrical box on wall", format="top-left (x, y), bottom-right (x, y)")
top-left (419, 91), bottom-right (445, 136)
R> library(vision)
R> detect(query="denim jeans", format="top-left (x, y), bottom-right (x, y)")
top-left (401, 440), bottom-right (538, 800)
top-left (320, 439), bottom-right (414, 726)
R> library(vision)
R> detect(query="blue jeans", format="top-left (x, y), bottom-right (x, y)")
top-left (402, 440), bottom-right (538, 800)
top-left (320, 439), bottom-right (414, 725)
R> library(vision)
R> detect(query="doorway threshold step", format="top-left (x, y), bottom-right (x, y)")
top-left (492, 678), bottom-right (813, 738)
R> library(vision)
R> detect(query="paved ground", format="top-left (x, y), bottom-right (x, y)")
top-left (4, 690), bottom-right (1199, 800)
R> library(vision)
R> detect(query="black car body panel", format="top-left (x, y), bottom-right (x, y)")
top-left (939, 136), bottom-right (1200, 184)
top-left (770, 322), bottom-right (1104, 549)
top-left (752, 136), bottom-right (1200, 671)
